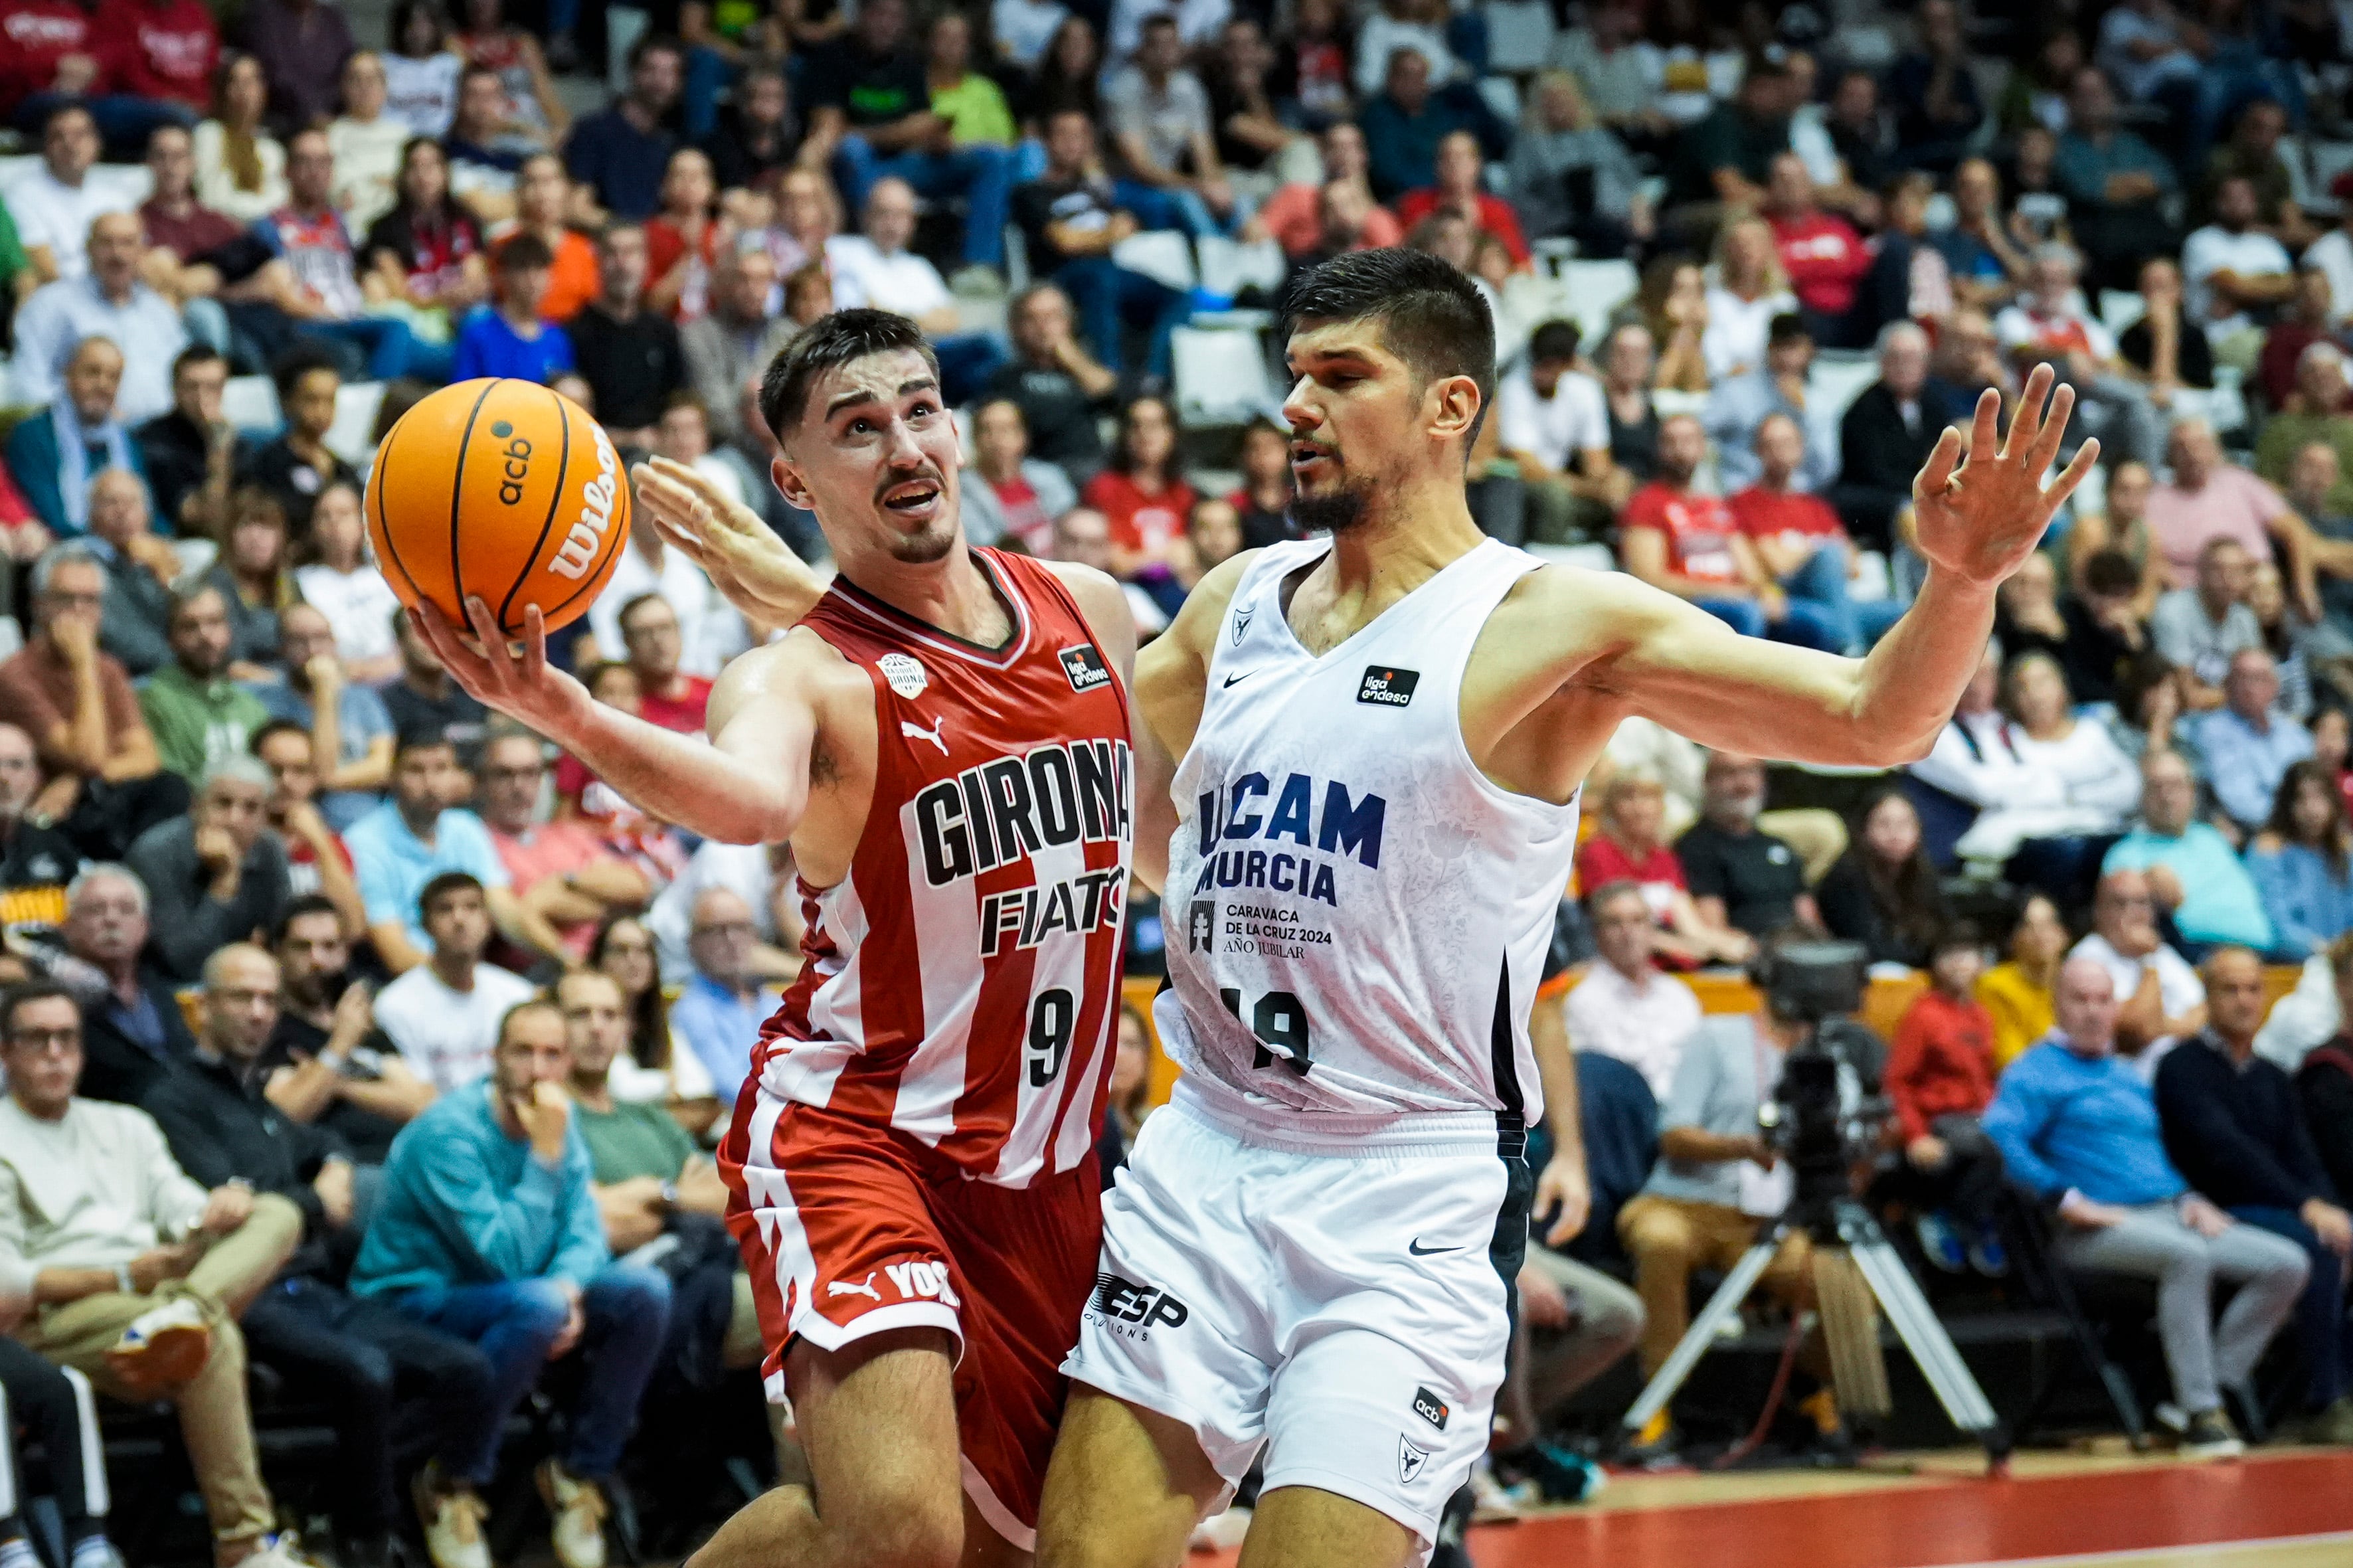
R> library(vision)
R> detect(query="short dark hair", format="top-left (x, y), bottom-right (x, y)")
top-left (39, 101), bottom-right (94, 140)
top-left (167, 580), bottom-right (228, 627)
top-left (0, 982), bottom-right (79, 1042)
top-left (1928, 920), bottom-right (1983, 960)
top-left (617, 591), bottom-right (672, 632)
top-left (250, 717), bottom-right (311, 756)
top-left (271, 893), bottom-right (344, 946)
top-left (1141, 13), bottom-right (1178, 34)
top-left (1583, 877), bottom-right (1648, 917)
top-left (394, 729), bottom-right (458, 761)
top-left (172, 343), bottom-right (226, 383)
top-left (757, 307), bottom-right (941, 442)
top-left (418, 871), bottom-right (485, 920)
top-left (1528, 319), bottom-right (1581, 365)
top-left (499, 232), bottom-right (555, 272)
top-left (270, 345), bottom-right (341, 401)
top-left (630, 32), bottom-right (686, 70)
top-left (1767, 312), bottom-right (1811, 347)
top-left (1280, 248), bottom-right (1496, 444)
top-left (2082, 547), bottom-right (2139, 597)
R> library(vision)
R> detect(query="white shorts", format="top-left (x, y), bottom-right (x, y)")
top-left (1061, 1097), bottom-right (1531, 1553)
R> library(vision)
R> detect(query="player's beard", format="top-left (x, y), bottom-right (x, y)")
top-left (880, 512), bottom-right (960, 563)
top-left (1291, 473), bottom-right (1377, 535)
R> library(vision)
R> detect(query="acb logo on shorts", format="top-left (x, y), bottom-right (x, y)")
top-left (1090, 1272), bottom-right (1189, 1338)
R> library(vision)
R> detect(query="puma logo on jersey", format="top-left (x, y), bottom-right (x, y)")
top-left (901, 716), bottom-right (949, 754)
top-left (827, 1274), bottom-right (881, 1301)
top-left (913, 739), bottom-right (1133, 887)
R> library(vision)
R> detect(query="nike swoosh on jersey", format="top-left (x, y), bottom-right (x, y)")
top-left (1407, 1238), bottom-right (1462, 1256)
top-left (1223, 671), bottom-right (1251, 687)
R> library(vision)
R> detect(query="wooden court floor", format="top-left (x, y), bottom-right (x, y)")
top-left (1197, 1447), bottom-right (2353, 1567)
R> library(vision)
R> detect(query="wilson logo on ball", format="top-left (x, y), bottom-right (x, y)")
top-left (551, 427), bottom-right (621, 580)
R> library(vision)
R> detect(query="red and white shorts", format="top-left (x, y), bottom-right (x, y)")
top-left (723, 1095), bottom-right (1102, 1550)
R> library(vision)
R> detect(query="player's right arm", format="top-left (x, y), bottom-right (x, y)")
top-left (414, 598), bottom-right (822, 847)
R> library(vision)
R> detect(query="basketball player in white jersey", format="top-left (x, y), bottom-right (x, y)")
top-left (638, 256), bottom-right (2093, 1568)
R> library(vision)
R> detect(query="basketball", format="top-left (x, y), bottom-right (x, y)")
top-left (365, 378), bottom-right (630, 639)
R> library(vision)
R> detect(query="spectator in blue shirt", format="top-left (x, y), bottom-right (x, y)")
top-left (451, 235), bottom-right (576, 385)
top-left (2104, 749), bottom-right (2276, 953)
top-left (1359, 46), bottom-right (1502, 203)
top-left (3, 337), bottom-right (155, 537)
top-left (667, 886), bottom-right (782, 1102)
top-left (2245, 760), bottom-right (2353, 956)
top-left (343, 734), bottom-right (560, 974)
top-left (2197, 648), bottom-right (2314, 835)
top-left (350, 997), bottom-right (670, 1568)
top-left (563, 36), bottom-right (684, 221)
top-left (1985, 954), bottom-right (2307, 1455)
top-left (252, 606), bottom-right (394, 832)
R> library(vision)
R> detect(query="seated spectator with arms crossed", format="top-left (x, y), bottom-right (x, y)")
top-left (1987, 956), bottom-right (2309, 1456)
top-left (349, 998), bottom-right (671, 1568)
top-left (0, 982), bottom-right (311, 1568)
top-left (144, 944), bottom-right (497, 1568)
top-left (2155, 947), bottom-right (2353, 1443)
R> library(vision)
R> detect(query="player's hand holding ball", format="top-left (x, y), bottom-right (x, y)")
top-left (374, 379), bottom-right (638, 736)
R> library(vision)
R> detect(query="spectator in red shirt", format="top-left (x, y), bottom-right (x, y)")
top-left (2, 0), bottom-right (193, 155)
top-left (1763, 151), bottom-right (1876, 350)
top-left (1884, 923), bottom-right (2010, 1273)
top-left (98, 0), bottom-right (217, 114)
top-left (1081, 394), bottom-right (1196, 576)
top-left (1618, 412), bottom-right (1842, 649)
top-left (1393, 130), bottom-right (1530, 268)
top-left (1574, 772), bottom-right (1751, 966)
top-left (478, 731), bottom-right (650, 959)
top-left (616, 593), bottom-right (714, 735)
top-left (1729, 412), bottom-right (1904, 653)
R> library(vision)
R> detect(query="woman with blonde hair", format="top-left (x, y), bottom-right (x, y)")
top-left (1702, 214), bottom-right (1794, 382)
top-left (1506, 70), bottom-right (1649, 258)
top-left (195, 56), bottom-right (288, 223)
top-left (1631, 252), bottom-right (1709, 391)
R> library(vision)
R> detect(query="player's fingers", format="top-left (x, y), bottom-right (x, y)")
top-left (646, 456), bottom-right (750, 530)
top-left (413, 601), bottom-right (484, 677)
top-left (2024, 381), bottom-right (2077, 476)
top-left (1968, 385), bottom-right (2000, 464)
top-left (1915, 425), bottom-right (1962, 500)
top-left (462, 595), bottom-right (513, 675)
top-left (2042, 437), bottom-right (2102, 517)
top-left (519, 604), bottom-right (550, 681)
top-left (2007, 363), bottom-right (2053, 459)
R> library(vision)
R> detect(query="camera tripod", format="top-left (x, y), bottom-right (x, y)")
top-left (1618, 1189), bottom-right (2011, 1471)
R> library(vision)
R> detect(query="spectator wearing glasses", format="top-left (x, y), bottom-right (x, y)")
top-left (144, 943), bottom-right (498, 1568)
top-left (666, 887), bottom-right (780, 1104)
top-left (0, 549), bottom-right (184, 863)
top-left (478, 732), bottom-right (651, 961)
top-left (350, 998), bottom-right (671, 1568)
top-left (0, 982), bottom-right (313, 1568)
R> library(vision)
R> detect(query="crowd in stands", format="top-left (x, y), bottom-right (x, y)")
top-left (10, 0), bottom-right (2353, 1557)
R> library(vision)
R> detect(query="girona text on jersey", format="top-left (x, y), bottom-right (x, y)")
top-left (909, 736), bottom-right (1135, 956)
top-left (1186, 771), bottom-right (1385, 907)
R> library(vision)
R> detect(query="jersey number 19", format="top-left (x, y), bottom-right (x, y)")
top-left (1221, 988), bottom-right (1313, 1076)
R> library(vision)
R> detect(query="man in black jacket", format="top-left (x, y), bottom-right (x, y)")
top-left (2156, 946), bottom-right (2353, 1442)
top-left (1827, 321), bottom-right (1957, 553)
top-left (145, 943), bottom-right (495, 1568)
top-left (61, 863), bottom-right (197, 1106)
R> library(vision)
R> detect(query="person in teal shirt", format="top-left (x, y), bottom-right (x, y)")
top-left (2103, 749), bottom-right (2275, 952)
top-left (350, 998), bottom-right (669, 1567)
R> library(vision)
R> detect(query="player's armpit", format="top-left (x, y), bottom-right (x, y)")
top-left (1041, 560), bottom-right (1177, 891)
top-left (1132, 549), bottom-right (1261, 766)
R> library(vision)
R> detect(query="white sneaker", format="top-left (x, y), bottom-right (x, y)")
top-left (106, 1298), bottom-right (210, 1393)
top-left (536, 1461), bottom-right (606, 1568)
top-left (412, 1467), bottom-right (491, 1568)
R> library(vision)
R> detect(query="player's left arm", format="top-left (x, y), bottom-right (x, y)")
top-left (1526, 994), bottom-right (1591, 1245)
top-left (632, 457), bottom-right (831, 635)
top-left (1554, 367), bottom-right (2096, 766)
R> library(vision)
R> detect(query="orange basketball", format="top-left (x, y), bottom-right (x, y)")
top-left (365, 378), bottom-right (631, 639)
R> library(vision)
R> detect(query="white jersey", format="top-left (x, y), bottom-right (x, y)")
top-left (1160, 537), bottom-right (1581, 1148)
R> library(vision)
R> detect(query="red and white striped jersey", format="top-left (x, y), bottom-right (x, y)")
top-left (754, 549), bottom-right (1136, 1188)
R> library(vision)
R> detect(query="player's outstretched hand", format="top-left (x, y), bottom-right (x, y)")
top-left (632, 456), bottom-right (828, 631)
top-left (413, 598), bottom-right (593, 737)
top-left (1911, 362), bottom-right (2099, 588)
top-left (1535, 1152), bottom-right (1591, 1245)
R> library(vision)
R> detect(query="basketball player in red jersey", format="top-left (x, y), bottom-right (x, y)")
top-left (410, 310), bottom-right (1174, 1568)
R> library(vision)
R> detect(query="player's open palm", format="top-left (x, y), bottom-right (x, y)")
top-left (1911, 363), bottom-right (2099, 588)
top-left (632, 457), bottom-right (824, 630)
